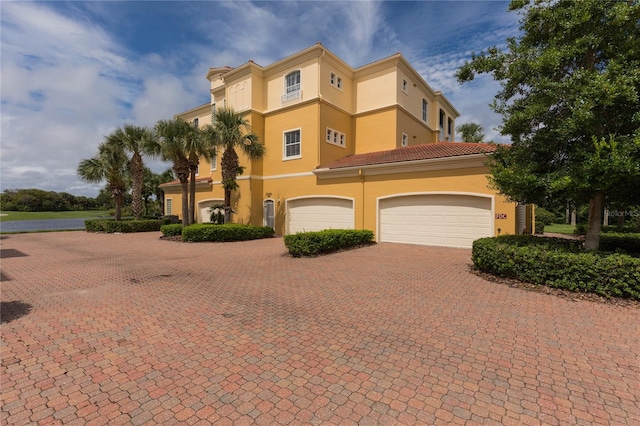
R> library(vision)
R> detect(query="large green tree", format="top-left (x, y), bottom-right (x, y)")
top-left (185, 122), bottom-right (216, 225)
top-left (211, 108), bottom-right (265, 223)
top-left (107, 125), bottom-right (155, 220)
top-left (77, 142), bottom-right (128, 220)
top-left (457, 0), bottom-right (640, 250)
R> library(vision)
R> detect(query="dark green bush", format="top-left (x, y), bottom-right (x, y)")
top-left (182, 223), bottom-right (274, 242)
top-left (600, 233), bottom-right (640, 255)
top-left (284, 229), bottom-right (374, 257)
top-left (534, 221), bottom-right (545, 234)
top-left (535, 207), bottom-right (556, 226)
top-left (85, 218), bottom-right (165, 233)
top-left (161, 224), bottom-right (183, 237)
top-left (472, 236), bottom-right (640, 299)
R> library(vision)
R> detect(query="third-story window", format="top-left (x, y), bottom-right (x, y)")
top-left (402, 133), bottom-right (408, 147)
top-left (337, 77), bottom-right (342, 89)
top-left (286, 71), bottom-right (300, 94)
top-left (330, 73), bottom-right (336, 85)
top-left (422, 99), bottom-right (428, 122)
top-left (439, 109), bottom-right (445, 141)
top-left (193, 118), bottom-right (199, 128)
top-left (284, 129), bottom-right (301, 159)
top-left (447, 117), bottom-right (453, 140)
top-left (402, 79), bottom-right (408, 93)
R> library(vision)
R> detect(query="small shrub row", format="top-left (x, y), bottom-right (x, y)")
top-left (160, 224), bottom-right (183, 237)
top-left (600, 232), bottom-right (640, 255)
top-left (284, 229), bottom-right (374, 257)
top-left (85, 218), bottom-right (170, 233)
top-left (472, 236), bottom-right (640, 300)
top-left (182, 223), bottom-right (274, 242)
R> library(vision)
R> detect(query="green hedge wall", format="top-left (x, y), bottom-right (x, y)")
top-left (181, 223), bottom-right (274, 242)
top-left (85, 218), bottom-right (170, 233)
top-left (472, 235), bottom-right (640, 300)
top-left (284, 229), bottom-right (374, 257)
top-left (160, 224), bottom-right (183, 237)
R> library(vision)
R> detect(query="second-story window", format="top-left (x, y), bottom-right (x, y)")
top-left (422, 99), bottom-right (428, 122)
top-left (284, 129), bottom-right (301, 159)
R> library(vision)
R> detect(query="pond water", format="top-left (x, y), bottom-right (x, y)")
top-left (0, 218), bottom-right (89, 233)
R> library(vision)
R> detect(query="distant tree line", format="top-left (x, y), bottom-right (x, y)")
top-left (1, 167), bottom-right (174, 214)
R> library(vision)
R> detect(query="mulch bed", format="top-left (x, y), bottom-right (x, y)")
top-left (471, 267), bottom-right (639, 309)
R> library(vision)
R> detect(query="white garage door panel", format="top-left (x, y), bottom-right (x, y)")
top-left (288, 198), bottom-right (354, 234)
top-left (379, 195), bottom-right (492, 248)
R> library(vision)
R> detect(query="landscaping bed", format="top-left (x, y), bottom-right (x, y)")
top-left (161, 223), bottom-right (274, 242)
top-left (472, 235), bottom-right (640, 300)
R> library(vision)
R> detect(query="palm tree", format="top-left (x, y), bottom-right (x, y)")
top-left (107, 125), bottom-right (155, 220)
top-left (185, 122), bottom-right (216, 225)
top-left (152, 118), bottom-right (192, 226)
top-left (456, 122), bottom-right (485, 143)
top-left (77, 141), bottom-right (128, 220)
top-left (212, 108), bottom-right (266, 223)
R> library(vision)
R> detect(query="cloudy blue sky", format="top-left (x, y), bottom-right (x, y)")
top-left (1, 0), bottom-right (520, 197)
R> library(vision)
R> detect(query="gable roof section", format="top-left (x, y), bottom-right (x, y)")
top-left (319, 142), bottom-right (498, 170)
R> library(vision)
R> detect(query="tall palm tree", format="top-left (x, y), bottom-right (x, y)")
top-left (107, 124), bottom-right (155, 220)
top-left (212, 108), bottom-right (265, 223)
top-left (77, 141), bottom-right (128, 220)
top-left (152, 118), bottom-right (192, 226)
top-left (185, 122), bottom-right (216, 225)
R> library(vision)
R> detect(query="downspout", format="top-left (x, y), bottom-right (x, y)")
top-left (359, 168), bottom-right (364, 230)
top-left (317, 48), bottom-right (326, 168)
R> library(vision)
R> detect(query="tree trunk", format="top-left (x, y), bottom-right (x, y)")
top-left (112, 188), bottom-right (123, 221)
top-left (221, 148), bottom-right (239, 224)
top-left (179, 177), bottom-right (189, 227)
top-left (189, 168), bottom-right (196, 225)
top-left (224, 188), bottom-right (231, 224)
top-left (584, 193), bottom-right (604, 251)
top-left (131, 152), bottom-right (143, 220)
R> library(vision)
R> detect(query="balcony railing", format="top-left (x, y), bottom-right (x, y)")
top-left (281, 84), bottom-right (301, 103)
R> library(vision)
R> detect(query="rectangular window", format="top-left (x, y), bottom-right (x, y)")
top-left (402, 133), bottom-right (408, 147)
top-left (211, 103), bottom-right (216, 121)
top-left (282, 70), bottom-right (301, 103)
top-left (166, 198), bottom-right (173, 215)
top-left (447, 117), bottom-right (453, 140)
top-left (439, 109), bottom-right (446, 141)
top-left (326, 128), bottom-right (346, 148)
top-left (330, 72), bottom-right (343, 90)
top-left (284, 129), bottom-right (301, 159)
top-left (402, 79), bottom-right (408, 94)
top-left (330, 73), bottom-right (336, 85)
top-left (193, 118), bottom-right (199, 128)
top-left (337, 77), bottom-right (342, 89)
top-left (422, 99), bottom-right (428, 122)
top-left (210, 151), bottom-right (217, 171)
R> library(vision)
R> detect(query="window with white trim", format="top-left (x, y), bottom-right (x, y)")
top-left (284, 129), bottom-right (301, 159)
top-left (326, 128), bottom-right (346, 148)
top-left (439, 109), bottom-right (446, 141)
top-left (282, 70), bottom-right (301, 103)
top-left (210, 150), bottom-right (217, 171)
top-left (193, 118), bottom-right (199, 128)
top-left (330, 72), bottom-right (343, 90)
top-left (166, 198), bottom-right (173, 215)
top-left (422, 99), bottom-right (428, 122)
top-left (211, 103), bottom-right (216, 121)
top-left (401, 133), bottom-right (408, 147)
top-left (402, 79), bottom-right (408, 94)
top-left (447, 117), bottom-right (453, 140)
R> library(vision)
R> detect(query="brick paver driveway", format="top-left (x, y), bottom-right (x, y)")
top-left (1, 232), bottom-right (638, 425)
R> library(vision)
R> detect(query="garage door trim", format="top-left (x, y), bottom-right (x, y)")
top-left (286, 196), bottom-right (355, 234)
top-left (376, 192), bottom-right (495, 245)
top-left (197, 198), bottom-right (224, 223)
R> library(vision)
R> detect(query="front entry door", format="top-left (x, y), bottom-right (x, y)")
top-left (264, 200), bottom-right (275, 228)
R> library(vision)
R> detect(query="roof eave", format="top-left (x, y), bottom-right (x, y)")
top-left (314, 153), bottom-right (490, 180)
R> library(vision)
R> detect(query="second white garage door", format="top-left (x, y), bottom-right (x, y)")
top-left (287, 197), bottom-right (354, 234)
top-left (379, 194), bottom-right (493, 248)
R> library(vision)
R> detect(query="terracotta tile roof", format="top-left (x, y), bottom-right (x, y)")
top-left (159, 176), bottom-right (212, 187)
top-left (319, 142), bottom-right (498, 170)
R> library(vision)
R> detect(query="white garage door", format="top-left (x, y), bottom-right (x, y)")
top-left (197, 200), bottom-right (224, 223)
top-left (379, 194), bottom-right (492, 248)
top-left (287, 197), bottom-right (354, 234)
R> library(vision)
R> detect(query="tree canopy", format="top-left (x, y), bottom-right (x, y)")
top-left (456, 123), bottom-right (485, 142)
top-left (457, 0), bottom-right (640, 250)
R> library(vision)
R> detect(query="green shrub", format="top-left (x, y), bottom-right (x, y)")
top-left (534, 221), bottom-right (545, 234)
top-left (85, 218), bottom-right (165, 233)
top-left (161, 224), bottom-right (183, 237)
top-left (472, 235), bottom-right (640, 300)
top-left (181, 223), bottom-right (274, 242)
top-left (284, 229), bottom-right (374, 257)
top-left (535, 207), bottom-right (556, 226)
top-left (600, 233), bottom-right (640, 255)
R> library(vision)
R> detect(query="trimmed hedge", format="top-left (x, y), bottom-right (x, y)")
top-left (85, 218), bottom-right (170, 233)
top-left (284, 229), bottom-right (374, 257)
top-left (181, 223), bottom-right (274, 242)
top-left (161, 224), bottom-right (183, 237)
top-left (600, 233), bottom-right (640, 255)
top-left (472, 235), bottom-right (640, 300)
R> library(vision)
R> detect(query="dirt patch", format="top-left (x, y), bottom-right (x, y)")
top-left (471, 267), bottom-right (639, 309)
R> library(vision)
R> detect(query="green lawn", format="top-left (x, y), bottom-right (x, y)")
top-left (543, 223), bottom-right (577, 234)
top-left (0, 210), bottom-right (110, 222)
